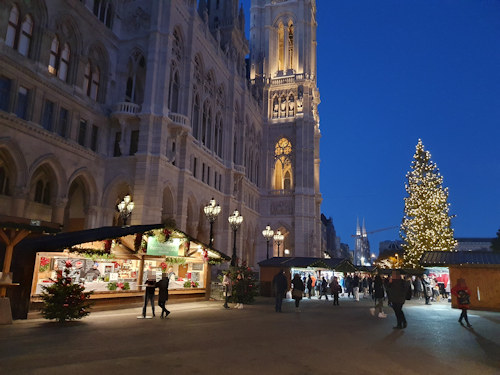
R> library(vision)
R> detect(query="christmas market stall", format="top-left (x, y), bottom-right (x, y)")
top-left (0, 216), bottom-right (61, 323)
top-left (258, 257), bottom-right (356, 296)
top-left (420, 251), bottom-right (500, 312)
top-left (15, 224), bottom-right (230, 317)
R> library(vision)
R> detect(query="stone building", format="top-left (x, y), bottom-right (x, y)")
top-left (0, 0), bottom-right (321, 268)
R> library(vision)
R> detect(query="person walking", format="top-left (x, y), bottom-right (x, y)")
top-left (345, 274), bottom-right (352, 298)
top-left (422, 274), bottom-right (432, 305)
top-left (156, 273), bottom-right (170, 318)
top-left (141, 276), bottom-right (156, 318)
top-left (222, 271), bottom-right (232, 309)
top-left (370, 274), bottom-right (387, 318)
top-left (451, 278), bottom-right (472, 327)
top-left (352, 273), bottom-right (360, 301)
top-left (330, 276), bottom-right (342, 306)
top-left (307, 275), bottom-right (313, 299)
top-left (318, 277), bottom-right (329, 300)
top-left (235, 273), bottom-right (245, 309)
top-left (273, 269), bottom-right (288, 312)
top-left (291, 274), bottom-right (305, 312)
top-left (386, 270), bottom-right (409, 329)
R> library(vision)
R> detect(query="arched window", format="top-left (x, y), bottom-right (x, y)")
top-left (192, 94), bottom-right (200, 139)
top-left (0, 166), bottom-right (10, 196)
top-left (273, 138), bottom-right (293, 190)
top-left (34, 180), bottom-right (44, 203)
top-left (288, 94), bottom-right (295, 117)
top-left (6, 6), bottom-right (33, 57)
top-left (214, 114), bottom-right (223, 157)
top-left (93, 0), bottom-right (113, 28)
top-left (58, 43), bottom-right (70, 81)
top-left (280, 95), bottom-right (287, 118)
top-left (48, 37), bottom-right (70, 81)
top-left (169, 68), bottom-right (180, 113)
top-left (288, 22), bottom-right (294, 70)
top-left (278, 23), bottom-right (284, 71)
top-left (125, 53), bottom-right (146, 104)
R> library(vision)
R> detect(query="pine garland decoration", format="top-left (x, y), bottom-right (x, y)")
top-left (400, 139), bottom-right (457, 268)
top-left (40, 261), bottom-right (94, 322)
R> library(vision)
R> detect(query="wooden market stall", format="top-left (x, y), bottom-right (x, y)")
top-left (258, 257), bottom-right (356, 296)
top-left (14, 224), bottom-right (230, 319)
top-left (420, 251), bottom-right (500, 312)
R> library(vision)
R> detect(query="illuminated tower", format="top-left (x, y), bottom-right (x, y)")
top-left (250, 0), bottom-right (322, 257)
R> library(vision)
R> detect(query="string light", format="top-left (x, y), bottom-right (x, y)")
top-left (400, 139), bottom-right (457, 268)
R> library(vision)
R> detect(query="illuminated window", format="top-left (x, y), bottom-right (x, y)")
top-left (273, 138), bottom-right (293, 190)
top-left (278, 23), bottom-right (284, 71)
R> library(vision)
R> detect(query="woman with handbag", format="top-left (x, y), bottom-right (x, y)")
top-left (451, 278), bottom-right (472, 327)
top-left (291, 274), bottom-right (305, 312)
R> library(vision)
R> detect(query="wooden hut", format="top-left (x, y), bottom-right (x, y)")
top-left (420, 251), bottom-right (500, 312)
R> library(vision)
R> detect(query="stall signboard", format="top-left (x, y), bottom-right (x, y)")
top-left (147, 237), bottom-right (180, 256)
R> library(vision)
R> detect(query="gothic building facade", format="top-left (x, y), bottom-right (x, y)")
top-left (0, 0), bottom-right (321, 268)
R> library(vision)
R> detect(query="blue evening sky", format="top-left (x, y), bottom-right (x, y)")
top-left (242, 0), bottom-right (500, 253)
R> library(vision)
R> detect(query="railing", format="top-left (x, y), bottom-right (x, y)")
top-left (269, 189), bottom-right (294, 196)
top-left (112, 102), bottom-right (141, 115)
top-left (168, 112), bottom-right (190, 127)
top-left (234, 164), bottom-right (245, 174)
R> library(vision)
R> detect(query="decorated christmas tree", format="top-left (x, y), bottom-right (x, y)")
top-left (230, 261), bottom-right (259, 304)
top-left (400, 139), bottom-right (457, 268)
top-left (40, 260), bottom-right (93, 322)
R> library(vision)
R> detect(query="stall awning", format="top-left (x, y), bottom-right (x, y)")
top-left (15, 224), bottom-right (230, 260)
top-left (420, 251), bottom-right (500, 267)
top-left (258, 257), bottom-right (356, 272)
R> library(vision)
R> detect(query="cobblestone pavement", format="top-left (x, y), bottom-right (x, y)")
top-left (1, 295), bottom-right (499, 375)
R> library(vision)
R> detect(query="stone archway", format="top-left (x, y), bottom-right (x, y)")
top-left (64, 176), bottom-right (89, 232)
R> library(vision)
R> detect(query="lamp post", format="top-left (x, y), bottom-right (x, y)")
top-left (273, 230), bottom-right (284, 257)
top-left (117, 195), bottom-right (134, 226)
top-left (203, 198), bottom-right (221, 248)
top-left (228, 210), bottom-right (243, 266)
top-left (262, 225), bottom-right (274, 259)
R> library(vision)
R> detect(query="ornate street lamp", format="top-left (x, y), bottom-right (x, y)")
top-left (273, 230), bottom-right (284, 257)
top-left (203, 197), bottom-right (221, 248)
top-left (262, 225), bottom-right (274, 259)
top-left (117, 195), bottom-right (134, 226)
top-left (228, 210), bottom-right (243, 266)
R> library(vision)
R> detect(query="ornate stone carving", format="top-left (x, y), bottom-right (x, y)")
top-left (126, 7), bottom-right (150, 32)
top-left (271, 201), bottom-right (293, 215)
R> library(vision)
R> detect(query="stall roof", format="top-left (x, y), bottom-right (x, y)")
top-left (15, 224), bottom-right (230, 260)
top-left (258, 257), bottom-right (355, 271)
top-left (420, 251), bottom-right (500, 267)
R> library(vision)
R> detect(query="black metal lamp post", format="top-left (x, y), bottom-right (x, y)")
top-left (262, 225), bottom-right (274, 259)
top-left (117, 195), bottom-right (134, 226)
top-left (203, 197), bottom-right (221, 248)
top-left (273, 230), bottom-right (284, 257)
top-left (228, 210), bottom-right (243, 266)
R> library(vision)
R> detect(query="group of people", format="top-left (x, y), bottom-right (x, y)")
top-left (140, 273), bottom-right (171, 319)
top-left (270, 269), bottom-right (473, 329)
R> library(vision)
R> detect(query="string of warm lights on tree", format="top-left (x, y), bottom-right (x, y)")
top-left (400, 139), bottom-right (457, 268)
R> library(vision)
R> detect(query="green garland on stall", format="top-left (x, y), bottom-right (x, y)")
top-left (165, 256), bottom-right (186, 265)
top-left (71, 249), bottom-right (116, 260)
top-left (208, 257), bottom-right (224, 265)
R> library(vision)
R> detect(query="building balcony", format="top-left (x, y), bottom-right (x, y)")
top-left (234, 164), bottom-right (245, 175)
top-left (167, 112), bottom-right (190, 132)
top-left (111, 102), bottom-right (141, 121)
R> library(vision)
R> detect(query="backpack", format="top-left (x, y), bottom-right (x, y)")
top-left (457, 290), bottom-right (470, 305)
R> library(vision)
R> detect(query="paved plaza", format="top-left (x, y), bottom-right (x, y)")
top-left (1, 296), bottom-right (499, 375)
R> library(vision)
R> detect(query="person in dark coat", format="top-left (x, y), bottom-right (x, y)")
top-left (318, 277), bottom-right (329, 300)
top-left (272, 269), bottom-right (288, 312)
top-left (371, 274), bottom-right (386, 318)
top-left (451, 278), bottom-right (472, 327)
top-left (156, 274), bottom-right (170, 318)
top-left (386, 270), bottom-right (410, 329)
top-left (141, 276), bottom-right (156, 318)
top-left (291, 274), bottom-right (305, 311)
top-left (330, 276), bottom-right (342, 306)
top-left (306, 275), bottom-right (313, 299)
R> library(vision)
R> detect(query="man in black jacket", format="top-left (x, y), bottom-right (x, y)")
top-left (156, 274), bottom-right (170, 318)
top-left (272, 269), bottom-right (288, 312)
top-left (386, 270), bottom-right (410, 329)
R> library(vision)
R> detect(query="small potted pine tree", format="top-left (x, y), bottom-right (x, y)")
top-left (40, 260), bottom-right (93, 323)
